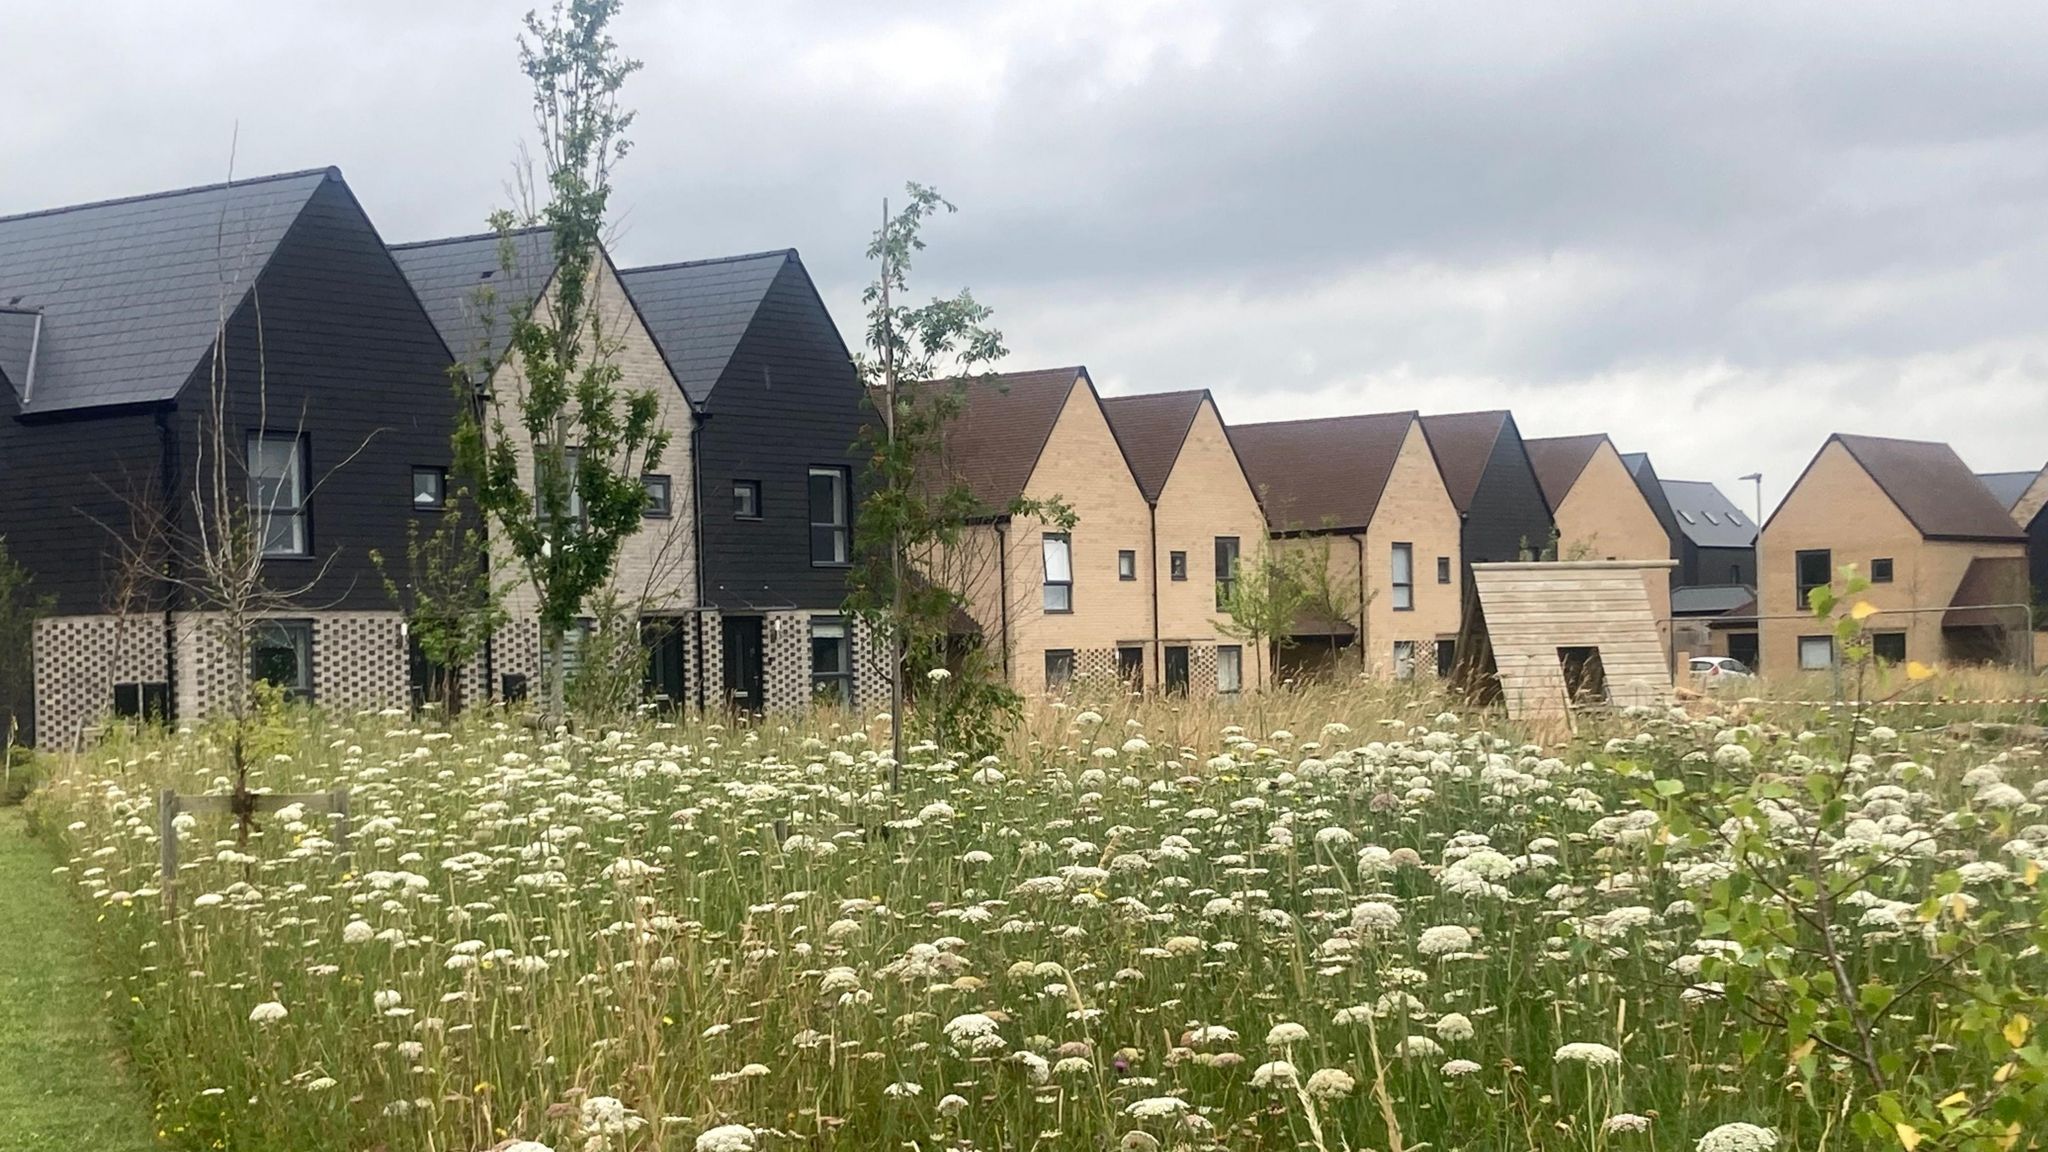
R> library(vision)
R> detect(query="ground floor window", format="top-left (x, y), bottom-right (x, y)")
top-left (1164, 646), bottom-right (1190, 695)
top-left (1217, 644), bottom-right (1242, 693)
top-left (1871, 631), bottom-right (1906, 664)
top-left (250, 620), bottom-right (313, 700)
top-left (1798, 635), bottom-right (1835, 670)
top-left (1045, 649), bottom-right (1075, 690)
top-left (1116, 645), bottom-right (1144, 688)
top-left (1435, 638), bottom-right (1456, 676)
top-left (1392, 640), bottom-right (1416, 679)
top-left (811, 618), bottom-right (852, 704)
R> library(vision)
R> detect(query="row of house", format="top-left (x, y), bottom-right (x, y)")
top-left (2, 167), bottom-right (881, 744)
top-left (3, 168), bottom-right (2038, 742)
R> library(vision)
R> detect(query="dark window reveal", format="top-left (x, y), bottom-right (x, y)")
top-left (250, 620), bottom-right (313, 700)
top-left (1796, 549), bottom-right (1833, 609)
top-left (1169, 551), bottom-right (1187, 581)
top-left (1391, 543), bottom-right (1414, 611)
top-left (734, 480), bottom-right (762, 520)
top-left (1043, 533), bottom-right (1073, 612)
top-left (1870, 557), bottom-right (1894, 584)
top-left (811, 617), bottom-right (852, 703)
top-left (642, 474), bottom-right (672, 519)
top-left (1118, 549), bottom-right (1136, 581)
top-left (249, 432), bottom-right (309, 556)
top-left (1437, 556), bottom-right (1451, 584)
top-left (412, 466), bottom-right (446, 511)
top-left (1872, 631), bottom-right (1906, 663)
top-left (809, 467), bottom-right (851, 564)
top-left (1214, 536), bottom-right (1241, 609)
top-left (1045, 649), bottom-right (1075, 690)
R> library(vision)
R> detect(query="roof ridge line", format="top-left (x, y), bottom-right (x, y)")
top-left (0, 166), bottom-right (338, 225)
top-left (620, 249), bottom-right (795, 274)
top-left (1236, 409), bottom-right (1419, 429)
top-left (388, 225), bottom-right (552, 250)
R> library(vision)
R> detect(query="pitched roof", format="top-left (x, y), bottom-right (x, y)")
top-left (1418, 410), bottom-right (1512, 514)
top-left (619, 251), bottom-right (791, 405)
top-left (927, 367), bottom-right (1092, 512)
top-left (1944, 555), bottom-right (2030, 628)
top-left (1231, 411), bottom-right (1418, 533)
top-left (1620, 451), bottom-right (1652, 477)
top-left (1661, 478), bottom-right (1757, 548)
top-left (1976, 469), bottom-right (2039, 512)
top-left (0, 307), bottom-right (38, 395)
top-left (1099, 390), bottom-right (1207, 503)
top-left (1830, 434), bottom-right (2027, 542)
top-left (388, 228), bottom-right (556, 372)
top-left (0, 167), bottom-right (333, 413)
top-left (1671, 584), bottom-right (1756, 616)
top-left (1523, 434), bottom-right (1609, 508)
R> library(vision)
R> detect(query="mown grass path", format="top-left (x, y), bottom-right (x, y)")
top-left (0, 808), bottom-right (157, 1150)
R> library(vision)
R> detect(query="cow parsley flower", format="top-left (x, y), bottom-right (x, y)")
top-left (1695, 1123), bottom-right (1777, 1152)
top-left (1604, 1113), bottom-right (1652, 1134)
top-left (249, 1001), bottom-right (288, 1025)
top-left (695, 1124), bottom-right (756, 1152)
top-left (1304, 1067), bottom-right (1356, 1100)
top-left (1126, 1096), bottom-right (1188, 1119)
top-left (1251, 1059), bottom-right (1298, 1088)
top-left (1555, 1042), bottom-right (1623, 1068)
top-left (1417, 925), bottom-right (1474, 956)
top-left (1265, 1022), bottom-right (1309, 1047)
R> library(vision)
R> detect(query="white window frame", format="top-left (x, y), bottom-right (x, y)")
top-left (248, 432), bottom-right (309, 557)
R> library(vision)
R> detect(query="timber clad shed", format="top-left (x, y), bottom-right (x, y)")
top-left (1469, 560), bottom-right (1676, 728)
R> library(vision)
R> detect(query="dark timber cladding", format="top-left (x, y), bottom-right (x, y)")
top-left (0, 168), bottom-right (460, 740)
top-left (621, 251), bottom-right (869, 610)
top-left (1419, 410), bottom-right (1554, 566)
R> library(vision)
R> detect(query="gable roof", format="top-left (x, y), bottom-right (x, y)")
top-left (1660, 479), bottom-right (1756, 548)
top-left (1099, 390), bottom-right (1207, 503)
top-left (0, 166), bottom-right (333, 413)
top-left (1620, 451), bottom-right (1652, 478)
top-left (1976, 469), bottom-right (2039, 512)
top-left (1418, 410), bottom-right (1513, 514)
top-left (1231, 411), bottom-right (1418, 533)
top-left (388, 228), bottom-right (556, 372)
top-left (618, 251), bottom-right (791, 406)
top-left (1523, 433), bottom-right (1609, 509)
top-left (1827, 434), bottom-right (2026, 542)
top-left (927, 366), bottom-right (1095, 512)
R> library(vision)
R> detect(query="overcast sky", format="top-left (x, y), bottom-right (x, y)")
top-left (7, 1), bottom-right (2048, 509)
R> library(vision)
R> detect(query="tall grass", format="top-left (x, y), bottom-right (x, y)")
top-left (29, 678), bottom-right (2048, 1152)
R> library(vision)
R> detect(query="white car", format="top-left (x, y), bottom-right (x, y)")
top-left (1688, 656), bottom-right (1753, 681)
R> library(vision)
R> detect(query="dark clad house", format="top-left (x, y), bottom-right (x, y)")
top-left (1418, 410), bottom-right (1554, 569)
top-left (1979, 467), bottom-right (2048, 621)
top-left (0, 168), bottom-right (459, 744)
top-left (1660, 478), bottom-right (1758, 589)
top-left (619, 251), bottom-right (880, 711)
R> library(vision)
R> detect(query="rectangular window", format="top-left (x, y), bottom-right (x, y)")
top-left (734, 480), bottom-right (762, 520)
top-left (1798, 635), bottom-right (1835, 670)
top-left (1391, 543), bottom-right (1414, 611)
top-left (250, 620), bottom-right (313, 700)
top-left (1870, 557), bottom-right (1894, 584)
top-left (1045, 648), bottom-right (1075, 690)
top-left (111, 682), bottom-right (169, 721)
top-left (809, 467), bottom-right (851, 564)
top-left (1436, 555), bottom-right (1451, 584)
top-left (412, 466), bottom-right (446, 511)
top-left (1165, 645), bottom-right (1190, 695)
top-left (810, 617), bottom-right (852, 704)
top-left (642, 474), bottom-right (672, 519)
top-left (1435, 638), bottom-right (1456, 676)
top-left (248, 433), bottom-right (308, 556)
top-left (1118, 549), bottom-right (1137, 581)
top-left (1043, 533), bottom-right (1073, 612)
top-left (536, 448), bottom-right (585, 530)
top-left (1214, 536), bottom-right (1241, 609)
top-left (1795, 549), bottom-right (1833, 610)
top-left (1217, 645), bottom-right (1243, 694)
top-left (1872, 631), bottom-right (1906, 663)
top-left (1392, 639), bottom-right (1416, 679)
top-left (1170, 551), bottom-right (1187, 581)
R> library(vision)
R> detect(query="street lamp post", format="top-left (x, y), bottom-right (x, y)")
top-left (1739, 471), bottom-right (1763, 670)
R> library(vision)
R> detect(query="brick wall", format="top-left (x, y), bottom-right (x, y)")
top-left (1551, 441), bottom-right (1675, 654)
top-left (1152, 400), bottom-right (1270, 692)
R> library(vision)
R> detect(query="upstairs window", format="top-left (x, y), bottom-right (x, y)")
top-left (1391, 542), bottom-right (1414, 611)
top-left (1043, 533), bottom-right (1073, 613)
top-left (1795, 549), bottom-right (1833, 609)
top-left (642, 474), bottom-right (673, 519)
top-left (1214, 536), bottom-right (1241, 609)
top-left (1437, 555), bottom-right (1452, 584)
top-left (248, 433), bottom-right (308, 556)
top-left (412, 466), bottom-right (446, 511)
top-left (1170, 551), bottom-right (1188, 581)
top-left (1118, 549), bottom-right (1137, 581)
top-left (734, 480), bottom-right (762, 520)
top-left (809, 467), bottom-right (851, 565)
top-left (536, 447), bottom-right (585, 531)
top-left (1870, 557), bottom-right (1894, 584)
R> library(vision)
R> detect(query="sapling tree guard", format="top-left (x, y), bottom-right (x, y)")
top-left (455, 0), bottom-right (667, 721)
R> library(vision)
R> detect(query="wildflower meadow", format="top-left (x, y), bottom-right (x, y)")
top-left (28, 687), bottom-right (2048, 1151)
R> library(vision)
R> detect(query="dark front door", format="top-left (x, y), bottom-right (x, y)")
top-left (1164, 645), bottom-right (1190, 696)
top-left (1726, 630), bottom-right (1759, 670)
top-left (722, 616), bottom-right (765, 712)
top-left (408, 636), bottom-right (462, 714)
top-left (1116, 645), bottom-right (1145, 690)
top-left (642, 617), bottom-right (686, 710)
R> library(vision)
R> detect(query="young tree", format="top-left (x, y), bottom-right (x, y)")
top-left (454, 0), bottom-right (667, 721)
top-left (847, 185), bottom-right (1073, 777)
top-left (370, 489), bottom-right (506, 712)
top-left (1214, 544), bottom-right (1314, 689)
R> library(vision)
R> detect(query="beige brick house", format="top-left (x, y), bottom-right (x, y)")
top-left (1760, 434), bottom-right (2029, 673)
top-left (1524, 433), bottom-right (1674, 649)
top-left (928, 367), bottom-right (1157, 697)
top-left (1231, 411), bottom-right (1464, 679)
top-left (1100, 390), bottom-right (1270, 694)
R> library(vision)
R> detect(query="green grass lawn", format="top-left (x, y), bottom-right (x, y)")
top-left (0, 808), bottom-right (156, 1150)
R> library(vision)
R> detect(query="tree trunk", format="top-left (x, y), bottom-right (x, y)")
top-left (541, 624), bottom-right (565, 725)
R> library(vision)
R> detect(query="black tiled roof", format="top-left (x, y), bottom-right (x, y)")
top-left (1661, 478), bottom-right (1757, 548)
top-left (388, 228), bottom-right (555, 373)
top-left (0, 167), bottom-right (333, 413)
top-left (618, 251), bottom-right (791, 406)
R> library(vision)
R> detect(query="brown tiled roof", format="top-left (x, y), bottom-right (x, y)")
top-left (1832, 434), bottom-right (2027, 542)
top-left (1523, 434), bottom-right (1608, 509)
top-left (922, 366), bottom-right (1088, 512)
top-left (1419, 410), bottom-right (1511, 514)
top-left (1100, 390), bottom-right (1207, 503)
top-left (1231, 411), bottom-right (1418, 532)
top-left (1944, 556), bottom-right (2030, 628)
